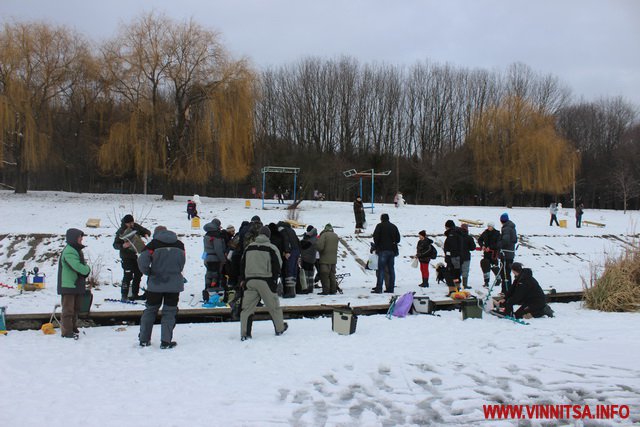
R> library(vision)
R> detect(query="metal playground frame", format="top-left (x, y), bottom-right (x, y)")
top-left (261, 166), bottom-right (300, 209)
top-left (342, 168), bottom-right (391, 213)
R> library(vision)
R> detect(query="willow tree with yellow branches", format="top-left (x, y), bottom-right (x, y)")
top-left (0, 22), bottom-right (89, 193)
top-left (468, 96), bottom-right (579, 207)
top-left (98, 12), bottom-right (255, 200)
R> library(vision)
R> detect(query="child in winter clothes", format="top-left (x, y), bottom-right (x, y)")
top-left (415, 230), bottom-right (435, 287)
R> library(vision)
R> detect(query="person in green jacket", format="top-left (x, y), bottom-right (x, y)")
top-left (316, 223), bottom-right (339, 295)
top-left (57, 228), bottom-right (91, 339)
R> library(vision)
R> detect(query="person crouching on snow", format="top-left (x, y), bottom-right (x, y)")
top-left (138, 226), bottom-right (186, 349)
top-left (497, 262), bottom-right (554, 319)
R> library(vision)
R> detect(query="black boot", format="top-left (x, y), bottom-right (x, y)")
top-left (160, 341), bottom-right (177, 349)
top-left (242, 315), bottom-right (254, 341)
top-left (419, 278), bottom-right (429, 288)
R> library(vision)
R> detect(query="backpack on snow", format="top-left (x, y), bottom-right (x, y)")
top-left (391, 292), bottom-right (414, 318)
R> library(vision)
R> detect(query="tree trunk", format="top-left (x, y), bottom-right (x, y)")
top-left (162, 171), bottom-right (174, 200)
top-left (14, 169), bottom-right (28, 194)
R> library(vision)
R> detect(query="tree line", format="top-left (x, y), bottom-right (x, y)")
top-left (1, 14), bottom-right (638, 209)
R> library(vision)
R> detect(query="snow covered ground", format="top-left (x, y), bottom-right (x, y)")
top-left (0, 190), bottom-right (638, 314)
top-left (1, 191), bottom-right (640, 425)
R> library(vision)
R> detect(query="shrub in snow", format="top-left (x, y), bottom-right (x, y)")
top-left (583, 249), bottom-right (640, 312)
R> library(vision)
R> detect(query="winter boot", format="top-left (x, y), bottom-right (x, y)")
top-left (275, 322), bottom-right (288, 336)
top-left (160, 341), bottom-right (177, 349)
top-left (241, 315), bottom-right (254, 341)
top-left (462, 277), bottom-right (471, 289)
top-left (543, 304), bottom-right (555, 318)
top-left (121, 285), bottom-right (130, 302)
top-left (419, 278), bottom-right (429, 288)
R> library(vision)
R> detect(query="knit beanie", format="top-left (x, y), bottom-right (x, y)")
top-left (251, 215), bottom-right (261, 223)
top-left (122, 214), bottom-right (134, 224)
top-left (324, 223), bottom-right (333, 232)
top-left (445, 219), bottom-right (455, 229)
top-left (259, 226), bottom-right (271, 238)
top-left (418, 230), bottom-right (426, 238)
top-left (500, 213), bottom-right (509, 223)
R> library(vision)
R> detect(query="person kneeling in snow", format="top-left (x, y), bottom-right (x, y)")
top-left (498, 262), bottom-right (553, 319)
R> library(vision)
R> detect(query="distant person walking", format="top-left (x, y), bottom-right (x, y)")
top-left (353, 195), bottom-right (366, 233)
top-left (576, 203), bottom-right (584, 228)
top-left (549, 202), bottom-right (560, 226)
top-left (57, 228), bottom-right (91, 339)
top-left (138, 226), bottom-right (186, 349)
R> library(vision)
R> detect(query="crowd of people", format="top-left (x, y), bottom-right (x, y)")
top-left (55, 196), bottom-right (563, 346)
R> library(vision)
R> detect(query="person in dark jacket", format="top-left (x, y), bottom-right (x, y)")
top-left (299, 227), bottom-right (318, 294)
top-left (443, 220), bottom-right (463, 296)
top-left (459, 224), bottom-right (476, 289)
top-left (576, 203), bottom-right (584, 228)
top-left (113, 214), bottom-right (151, 301)
top-left (57, 228), bottom-right (91, 339)
top-left (498, 212), bottom-right (518, 294)
top-left (478, 222), bottom-right (501, 287)
top-left (186, 199), bottom-right (198, 220)
top-left (372, 213), bottom-right (401, 293)
top-left (415, 230), bottom-right (436, 288)
top-left (202, 218), bottom-right (227, 301)
top-left (353, 196), bottom-right (366, 233)
top-left (278, 221), bottom-right (301, 298)
top-left (138, 226), bottom-right (186, 349)
top-left (498, 263), bottom-right (553, 319)
top-left (240, 226), bottom-right (287, 340)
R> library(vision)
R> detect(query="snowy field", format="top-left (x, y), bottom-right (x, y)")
top-left (1, 191), bottom-right (640, 426)
top-left (0, 190), bottom-right (638, 314)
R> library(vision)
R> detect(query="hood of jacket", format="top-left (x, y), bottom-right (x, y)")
top-left (203, 220), bottom-right (221, 233)
top-left (517, 268), bottom-right (533, 282)
top-left (153, 229), bottom-right (178, 244)
top-left (254, 234), bottom-right (271, 244)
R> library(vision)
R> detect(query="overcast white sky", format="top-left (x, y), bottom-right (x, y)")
top-left (2, 0), bottom-right (639, 107)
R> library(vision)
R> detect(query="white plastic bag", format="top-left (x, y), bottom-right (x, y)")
top-left (367, 253), bottom-right (378, 270)
top-left (411, 257), bottom-right (419, 268)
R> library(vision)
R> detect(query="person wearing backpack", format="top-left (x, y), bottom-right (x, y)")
top-left (415, 230), bottom-right (436, 288)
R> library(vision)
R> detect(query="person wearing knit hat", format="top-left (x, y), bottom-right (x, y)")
top-left (372, 213), bottom-right (401, 293)
top-left (58, 228), bottom-right (91, 339)
top-left (497, 263), bottom-right (552, 319)
top-left (498, 212), bottom-right (518, 294)
top-left (239, 223), bottom-right (287, 341)
top-left (316, 222), bottom-right (339, 295)
top-left (415, 230), bottom-right (436, 288)
top-left (113, 214), bottom-right (151, 301)
top-left (202, 218), bottom-right (226, 301)
top-left (445, 219), bottom-right (456, 229)
top-left (478, 222), bottom-right (501, 287)
top-left (299, 227), bottom-right (318, 294)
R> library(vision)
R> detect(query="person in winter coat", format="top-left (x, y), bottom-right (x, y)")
top-left (278, 221), bottom-right (301, 298)
top-left (498, 212), bottom-right (518, 294)
top-left (202, 218), bottom-right (227, 301)
top-left (138, 226), bottom-right (186, 349)
top-left (316, 224), bottom-right (339, 295)
top-left (415, 230), bottom-right (436, 288)
top-left (299, 227), bottom-right (318, 294)
top-left (443, 220), bottom-right (463, 296)
top-left (353, 196), bottom-right (366, 233)
top-left (239, 226), bottom-right (287, 340)
top-left (227, 220), bottom-right (249, 288)
top-left (372, 213), bottom-right (401, 293)
top-left (57, 228), bottom-right (91, 339)
top-left (241, 215), bottom-right (263, 251)
top-left (576, 203), bottom-right (584, 228)
top-left (478, 222), bottom-right (501, 287)
top-left (498, 263), bottom-right (553, 319)
top-left (186, 200), bottom-right (198, 220)
top-left (460, 223), bottom-right (477, 289)
top-left (549, 202), bottom-right (560, 226)
top-left (113, 214), bottom-right (151, 301)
